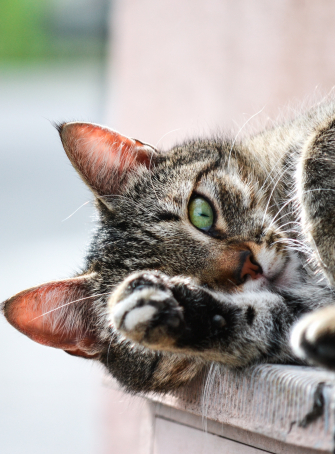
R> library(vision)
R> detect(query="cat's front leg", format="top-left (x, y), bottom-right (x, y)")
top-left (109, 270), bottom-right (295, 365)
top-left (292, 119), bottom-right (335, 368)
top-left (298, 117), bottom-right (335, 285)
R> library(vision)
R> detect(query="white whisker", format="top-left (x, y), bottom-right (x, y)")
top-left (62, 201), bottom-right (91, 222)
top-left (155, 128), bottom-right (182, 148)
top-left (261, 166), bottom-right (291, 228)
top-left (30, 292), bottom-right (111, 322)
top-left (228, 106), bottom-right (265, 168)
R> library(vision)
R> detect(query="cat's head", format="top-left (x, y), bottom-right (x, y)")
top-left (2, 121), bottom-right (299, 358)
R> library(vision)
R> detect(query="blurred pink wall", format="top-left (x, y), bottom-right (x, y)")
top-left (106, 0), bottom-right (335, 148)
top-left (102, 1), bottom-right (335, 452)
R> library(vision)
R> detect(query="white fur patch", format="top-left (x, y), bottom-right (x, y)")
top-left (257, 247), bottom-right (285, 280)
top-left (247, 247), bottom-right (300, 291)
top-left (243, 276), bottom-right (269, 292)
top-left (304, 319), bottom-right (323, 344)
top-left (113, 295), bottom-right (138, 329)
top-left (291, 306), bottom-right (335, 361)
top-left (274, 252), bottom-right (300, 288)
top-left (124, 305), bottom-right (157, 331)
top-left (290, 315), bottom-right (311, 360)
top-left (231, 290), bottom-right (282, 310)
top-left (112, 288), bottom-right (170, 330)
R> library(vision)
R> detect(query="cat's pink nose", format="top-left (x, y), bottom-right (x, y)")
top-left (240, 252), bottom-right (263, 282)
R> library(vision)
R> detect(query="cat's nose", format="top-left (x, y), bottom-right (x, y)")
top-left (240, 252), bottom-right (263, 282)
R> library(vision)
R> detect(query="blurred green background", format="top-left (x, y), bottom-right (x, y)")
top-left (0, 1), bottom-right (112, 453)
top-left (0, 0), bottom-right (109, 62)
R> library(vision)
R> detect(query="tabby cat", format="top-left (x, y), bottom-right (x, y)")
top-left (3, 102), bottom-right (335, 394)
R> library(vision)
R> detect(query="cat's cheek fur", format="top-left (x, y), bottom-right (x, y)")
top-left (256, 247), bottom-right (286, 280)
top-left (272, 252), bottom-right (301, 288)
top-left (224, 290), bottom-right (296, 366)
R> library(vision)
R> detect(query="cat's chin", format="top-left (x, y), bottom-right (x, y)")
top-left (242, 275), bottom-right (272, 292)
top-left (242, 274), bottom-right (288, 293)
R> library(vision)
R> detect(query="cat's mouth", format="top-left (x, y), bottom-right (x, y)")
top-left (244, 249), bottom-right (299, 291)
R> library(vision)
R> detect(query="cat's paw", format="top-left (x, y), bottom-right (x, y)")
top-left (109, 271), bottom-right (184, 348)
top-left (291, 306), bottom-right (335, 369)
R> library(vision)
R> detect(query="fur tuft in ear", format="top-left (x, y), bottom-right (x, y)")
top-left (2, 274), bottom-right (102, 359)
top-left (57, 122), bottom-right (157, 197)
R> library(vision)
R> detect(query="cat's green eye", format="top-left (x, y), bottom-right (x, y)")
top-left (188, 197), bottom-right (214, 231)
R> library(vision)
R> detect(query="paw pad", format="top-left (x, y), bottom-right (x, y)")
top-left (212, 314), bottom-right (226, 328)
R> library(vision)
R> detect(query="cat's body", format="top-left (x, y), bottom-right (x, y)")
top-left (3, 101), bottom-right (335, 394)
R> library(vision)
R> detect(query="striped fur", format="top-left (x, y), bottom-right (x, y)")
top-left (5, 101), bottom-right (335, 393)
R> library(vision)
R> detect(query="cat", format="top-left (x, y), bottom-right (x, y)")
top-left (3, 101), bottom-right (335, 394)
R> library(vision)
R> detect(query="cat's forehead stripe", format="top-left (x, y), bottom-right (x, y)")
top-left (194, 158), bottom-right (222, 185)
top-left (156, 212), bottom-right (181, 222)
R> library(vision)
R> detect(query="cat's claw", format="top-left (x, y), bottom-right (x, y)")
top-left (109, 271), bottom-right (185, 348)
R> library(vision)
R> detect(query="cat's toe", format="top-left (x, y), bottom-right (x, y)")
top-left (291, 306), bottom-right (335, 369)
top-left (110, 276), bottom-right (184, 347)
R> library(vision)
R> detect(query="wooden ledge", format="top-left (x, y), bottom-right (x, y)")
top-left (149, 364), bottom-right (335, 453)
top-left (104, 364), bottom-right (335, 453)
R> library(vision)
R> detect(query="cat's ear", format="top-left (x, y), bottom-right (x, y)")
top-left (57, 122), bottom-right (157, 197)
top-left (2, 274), bottom-right (102, 359)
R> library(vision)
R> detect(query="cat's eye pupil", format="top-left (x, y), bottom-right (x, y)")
top-left (188, 197), bottom-right (214, 231)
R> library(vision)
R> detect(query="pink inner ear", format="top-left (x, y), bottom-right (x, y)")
top-left (59, 122), bottom-right (157, 196)
top-left (3, 275), bottom-right (100, 357)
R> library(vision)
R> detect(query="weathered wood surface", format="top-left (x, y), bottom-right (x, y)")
top-left (153, 417), bottom-right (269, 454)
top-left (148, 364), bottom-right (335, 453)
